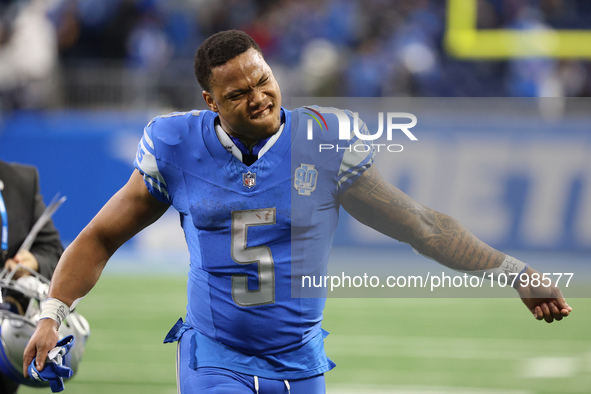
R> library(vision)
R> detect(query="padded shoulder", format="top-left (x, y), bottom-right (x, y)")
top-left (145, 110), bottom-right (206, 148)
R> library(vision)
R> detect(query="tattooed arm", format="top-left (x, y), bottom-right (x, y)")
top-left (339, 166), bottom-right (572, 323)
top-left (339, 166), bottom-right (503, 271)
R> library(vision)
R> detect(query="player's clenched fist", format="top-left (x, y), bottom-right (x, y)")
top-left (515, 267), bottom-right (573, 323)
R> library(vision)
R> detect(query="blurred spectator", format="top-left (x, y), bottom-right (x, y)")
top-left (505, 5), bottom-right (560, 97)
top-left (0, 0), bottom-right (58, 111)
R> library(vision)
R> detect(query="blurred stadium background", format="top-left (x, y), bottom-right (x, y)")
top-left (0, 0), bottom-right (590, 393)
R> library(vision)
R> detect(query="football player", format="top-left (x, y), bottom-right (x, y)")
top-left (23, 30), bottom-right (572, 393)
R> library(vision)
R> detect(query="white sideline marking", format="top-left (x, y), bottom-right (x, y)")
top-left (522, 357), bottom-right (577, 378)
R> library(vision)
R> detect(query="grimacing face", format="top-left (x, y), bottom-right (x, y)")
top-left (203, 48), bottom-right (282, 145)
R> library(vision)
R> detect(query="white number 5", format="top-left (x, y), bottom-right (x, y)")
top-left (231, 208), bottom-right (276, 306)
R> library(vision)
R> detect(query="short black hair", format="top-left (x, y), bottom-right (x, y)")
top-left (194, 30), bottom-right (262, 92)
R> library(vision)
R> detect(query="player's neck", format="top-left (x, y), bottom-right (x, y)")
top-left (216, 120), bottom-right (280, 147)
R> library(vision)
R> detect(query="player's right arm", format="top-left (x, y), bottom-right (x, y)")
top-left (23, 169), bottom-right (170, 377)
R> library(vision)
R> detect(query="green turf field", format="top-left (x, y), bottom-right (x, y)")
top-left (20, 275), bottom-right (590, 394)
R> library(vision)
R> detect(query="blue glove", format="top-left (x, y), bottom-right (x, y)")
top-left (28, 335), bottom-right (75, 392)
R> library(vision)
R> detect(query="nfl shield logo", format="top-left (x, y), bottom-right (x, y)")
top-left (243, 171), bottom-right (256, 188)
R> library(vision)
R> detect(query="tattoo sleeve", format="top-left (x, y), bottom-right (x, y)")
top-left (339, 166), bottom-right (505, 271)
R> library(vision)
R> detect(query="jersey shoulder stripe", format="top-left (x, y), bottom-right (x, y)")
top-left (134, 110), bottom-right (206, 204)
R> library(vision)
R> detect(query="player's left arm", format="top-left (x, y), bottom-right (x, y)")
top-left (339, 166), bottom-right (572, 323)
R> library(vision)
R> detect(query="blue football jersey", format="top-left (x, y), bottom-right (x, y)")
top-left (134, 107), bottom-right (374, 379)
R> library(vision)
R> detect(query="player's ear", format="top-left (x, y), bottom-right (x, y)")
top-left (202, 91), bottom-right (218, 112)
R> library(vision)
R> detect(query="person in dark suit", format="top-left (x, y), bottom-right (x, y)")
top-left (0, 159), bottom-right (63, 393)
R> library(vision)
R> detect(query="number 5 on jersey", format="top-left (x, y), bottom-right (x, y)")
top-left (231, 208), bottom-right (276, 307)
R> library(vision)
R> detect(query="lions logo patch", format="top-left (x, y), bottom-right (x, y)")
top-left (294, 164), bottom-right (318, 196)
